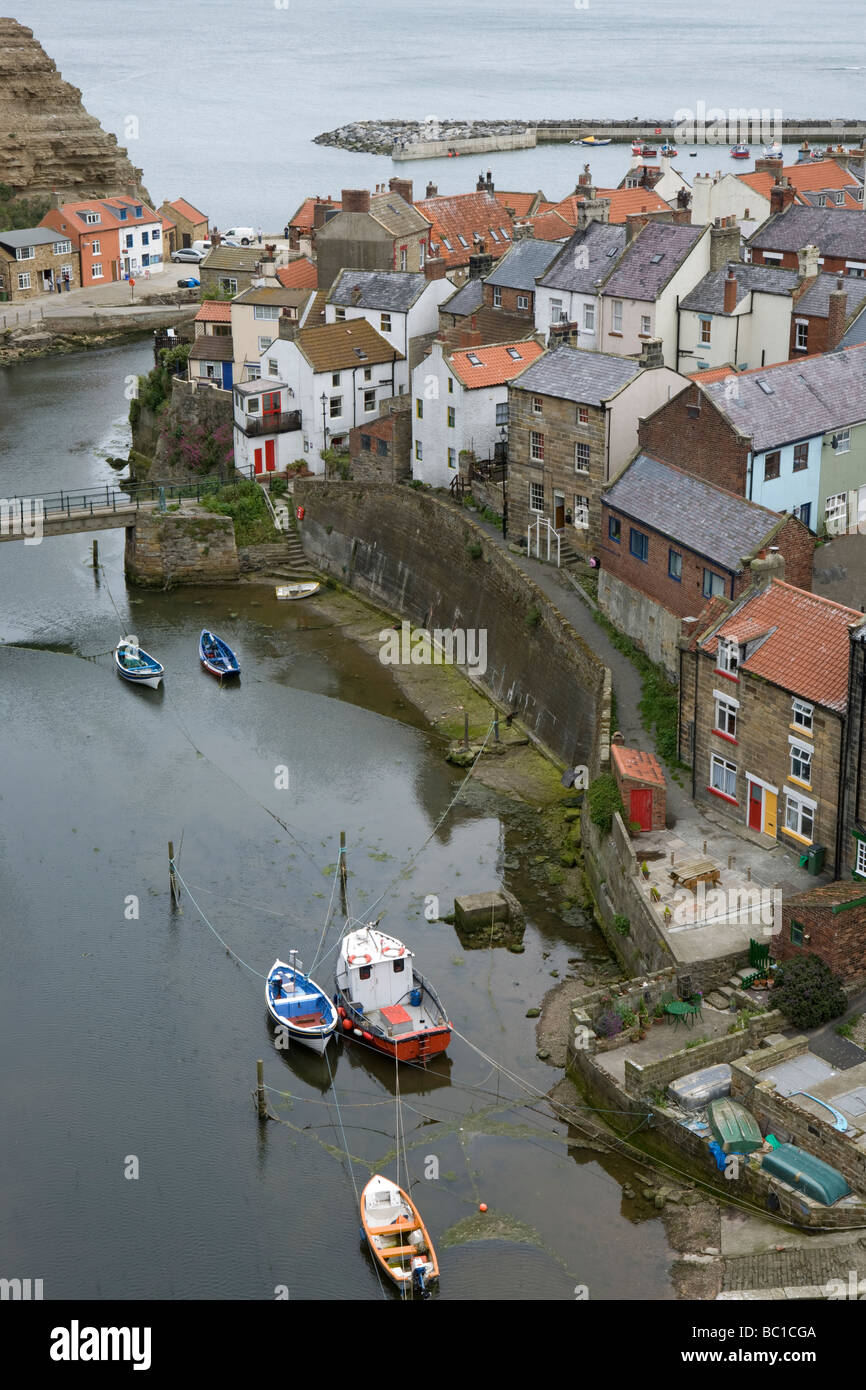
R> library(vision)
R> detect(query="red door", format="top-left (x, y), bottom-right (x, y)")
top-left (265, 439), bottom-right (276, 472)
top-left (629, 787), bottom-right (653, 831)
top-left (748, 781), bottom-right (762, 831)
top-left (254, 447), bottom-right (263, 475)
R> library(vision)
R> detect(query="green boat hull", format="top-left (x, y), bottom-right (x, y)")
top-left (707, 1097), bottom-right (764, 1154)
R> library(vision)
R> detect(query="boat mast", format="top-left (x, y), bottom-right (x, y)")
top-left (288, 948), bottom-right (297, 993)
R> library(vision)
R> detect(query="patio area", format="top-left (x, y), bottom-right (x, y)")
top-left (594, 999), bottom-right (734, 1085)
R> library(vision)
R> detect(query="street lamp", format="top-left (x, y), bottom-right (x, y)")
top-left (321, 391), bottom-right (328, 452)
top-left (499, 425), bottom-right (508, 539)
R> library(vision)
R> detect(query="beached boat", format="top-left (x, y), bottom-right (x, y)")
top-left (275, 581), bottom-right (320, 600)
top-left (360, 1174), bottom-right (438, 1297)
top-left (199, 629), bottom-right (240, 679)
top-left (730, 143), bottom-right (750, 159)
top-left (707, 1097), bottom-right (764, 1154)
top-left (265, 955), bottom-right (338, 1054)
top-left (114, 638), bottom-right (164, 689)
top-left (335, 923), bottom-right (451, 1063)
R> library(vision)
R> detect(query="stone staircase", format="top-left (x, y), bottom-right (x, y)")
top-left (558, 535), bottom-right (583, 570)
top-left (263, 494), bottom-right (319, 581)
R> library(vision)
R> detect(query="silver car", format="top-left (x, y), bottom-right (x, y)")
top-left (171, 247), bottom-right (205, 263)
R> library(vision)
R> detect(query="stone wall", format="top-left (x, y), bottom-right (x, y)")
top-left (148, 377), bottom-right (234, 483)
top-left (292, 480), bottom-right (607, 770)
top-left (124, 507), bottom-right (239, 587)
top-left (598, 570), bottom-right (682, 680)
top-left (623, 1010), bottom-right (786, 1098)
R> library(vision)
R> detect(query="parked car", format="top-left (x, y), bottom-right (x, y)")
top-left (222, 227), bottom-right (255, 245)
top-left (171, 247), bottom-right (205, 263)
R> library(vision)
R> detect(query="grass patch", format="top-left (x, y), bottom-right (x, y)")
top-left (591, 608), bottom-right (686, 770)
top-left (199, 479), bottom-right (275, 547)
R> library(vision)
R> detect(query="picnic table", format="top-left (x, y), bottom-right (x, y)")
top-left (665, 998), bottom-right (703, 1029)
top-left (669, 858), bottom-right (721, 894)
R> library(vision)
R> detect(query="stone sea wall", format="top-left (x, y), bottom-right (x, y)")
top-left (124, 508), bottom-right (238, 588)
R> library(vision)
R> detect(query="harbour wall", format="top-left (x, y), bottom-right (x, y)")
top-left (293, 480), bottom-right (608, 774)
top-left (393, 130), bottom-right (537, 161)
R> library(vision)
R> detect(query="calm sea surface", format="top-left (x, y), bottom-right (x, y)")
top-left (9, 0), bottom-right (866, 227)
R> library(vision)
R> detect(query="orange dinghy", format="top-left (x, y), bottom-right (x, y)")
top-left (360, 1174), bottom-right (439, 1297)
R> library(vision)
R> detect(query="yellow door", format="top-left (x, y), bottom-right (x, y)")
top-left (763, 791), bottom-right (777, 838)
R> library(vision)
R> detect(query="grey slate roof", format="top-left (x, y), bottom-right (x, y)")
top-left (601, 222), bottom-right (707, 302)
top-left (484, 237), bottom-right (560, 290)
top-left (749, 205), bottom-right (866, 260)
top-left (189, 336), bottom-right (234, 361)
top-left (369, 193), bottom-right (430, 238)
top-left (327, 269), bottom-right (427, 312)
top-left (440, 277), bottom-right (483, 317)
top-left (837, 306), bottom-right (866, 351)
top-left (702, 342), bottom-right (866, 450)
top-left (512, 344), bottom-right (641, 406)
top-left (0, 227), bottom-right (61, 250)
top-left (794, 271), bottom-right (866, 319)
top-left (536, 220), bottom-right (627, 294)
top-left (603, 452), bottom-right (784, 571)
top-left (680, 263), bottom-right (798, 314)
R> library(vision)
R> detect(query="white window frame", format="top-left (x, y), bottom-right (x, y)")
top-left (90, 240), bottom-right (101, 255)
top-left (218, 277), bottom-right (237, 294)
top-left (699, 317), bottom-right (712, 345)
top-left (15, 245), bottom-right (35, 261)
top-left (856, 838), bottom-right (866, 878)
top-left (713, 692), bottom-right (738, 738)
top-left (516, 294), bottom-right (528, 310)
top-left (791, 698), bottom-right (814, 734)
top-left (710, 754), bottom-right (737, 800)
top-left (834, 429), bottom-right (851, 455)
top-left (329, 396), bottom-right (342, 419)
top-left (529, 481), bottom-right (544, 513)
top-left (825, 491), bottom-right (848, 534)
top-left (717, 639), bottom-right (739, 675)
top-left (531, 396), bottom-right (543, 416)
top-left (495, 401), bottom-right (508, 427)
top-left (784, 789), bottom-right (816, 842)
top-left (583, 302), bottom-right (595, 332)
top-left (789, 738), bottom-right (812, 785)
top-left (574, 442), bottom-right (590, 473)
top-left (530, 430), bottom-right (544, 462)
top-left (84, 212), bottom-right (101, 225)
top-left (267, 358), bottom-right (279, 376)
top-left (257, 336), bottom-right (273, 352)
top-left (16, 271), bottom-right (31, 290)
top-left (795, 320), bottom-right (808, 350)
top-left (448, 448), bottom-right (457, 470)
top-left (573, 495), bottom-right (589, 529)
top-left (91, 263), bottom-right (103, 279)
top-left (492, 286), bottom-right (502, 307)
top-left (641, 314), bottom-right (652, 336)
top-left (380, 313), bottom-right (391, 333)
top-left (363, 388), bottom-right (376, 413)
top-left (415, 440), bottom-right (422, 461)
top-left (611, 300), bottom-right (623, 333)
top-left (53, 239), bottom-right (72, 256)
top-left (253, 305), bottom-right (280, 320)
top-left (549, 298), bottom-right (564, 325)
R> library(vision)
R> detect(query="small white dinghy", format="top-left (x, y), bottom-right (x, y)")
top-left (275, 582), bottom-right (320, 600)
top-left (114, 637), bottom-right (164, 689)
top-left (360, 1174), bottom-right (439, 1297)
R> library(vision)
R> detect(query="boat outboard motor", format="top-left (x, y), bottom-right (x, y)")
top-left (411, 1258), bottom-right (431, 1300)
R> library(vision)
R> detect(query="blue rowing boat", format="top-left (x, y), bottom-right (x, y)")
top-left (114, 637), bottom-right (164, 689)
top-left (265, 956), bottom-right (338, 1054)
top-left (199, 629), bottom-right (240, 679)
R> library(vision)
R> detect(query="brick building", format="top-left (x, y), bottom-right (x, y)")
top-left (0, 226), bottom-right (79, 299)
top-left (775, 882), bottom-right (866, 979)
top-left (158, 197), bottom-right (209, 252)
top-left (414, 184), bottom-right (516, 283)
top-left (611, 740), bottom-right (666, 832)
top-left (40, 193), bottom-right (164, 286)
top-left (678, 572), bottom-right (863, 873)
top-left (349, 397), bottom-right (412, 482)
top-left (481, 238), bottom-right (560, 320)
top-left (599, 451), bottom-right (814, 678)
top-left (749, 202), bottom-right (866, 276)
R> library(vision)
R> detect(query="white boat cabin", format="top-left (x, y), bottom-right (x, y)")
top-left (338, 925), bottom-right (415, 1025)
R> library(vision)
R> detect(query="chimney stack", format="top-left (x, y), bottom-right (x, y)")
top-left (827, 278), bottom-right (848, 350)
top-left (476, 170), bottom-right (487, 191)
top-left (710, 218), bottom-right (741, 269)
top-left (547, 320), bottom-right (580, 349)
top-left (49, 190), bottom-right (63, 210)
top-left (424, 252), bottom-right (448, 281)
top-left (388, 176), bottom-right (413, 206)
top-left (638, 337), bottom-right (664, 368)
top-left (468, 251), bottom-right (495, 280)
top-left (486, 169), bottom-right (494, 194)
top-left (755, 157), bottom-right (784, 175)
top-left (341, 188), bottom-right (371, 214)
top-left (425, 181), bottom-right (438, 199)
top-left (313, 200), bottom-right (335, 228)
top-left (723, 266), bottom-right (738, 314)
top-left (625, 211), bottom-right (650, 243)
top-left (749, 546), bottom-right (785, 587)
top-left (797, 243), bottom-right (820, 280)
top-left (769, 177), bottom-right (796, 216)
top-left (576, 195), bottom-right (610, 230)
top-left (278, 314), bottom-right (299, 342)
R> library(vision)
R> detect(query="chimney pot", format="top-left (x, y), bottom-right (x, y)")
top-left (724, 268), bottom-right (738, 314)
top-left (341, 188), bottom-right (371, 214)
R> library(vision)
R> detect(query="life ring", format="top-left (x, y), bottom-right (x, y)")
top-left (348, 952), bottom-right (371, 964)
top-left (296, 505), bottom-right (305, 521)
top-left (381, 943), bottom-right (405, 958)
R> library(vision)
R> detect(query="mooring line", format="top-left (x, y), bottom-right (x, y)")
top-left (169, 860), bottom-right (267, 978)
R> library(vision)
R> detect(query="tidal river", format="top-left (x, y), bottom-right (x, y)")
top-left (0, 341), bottom-right (674, 1300)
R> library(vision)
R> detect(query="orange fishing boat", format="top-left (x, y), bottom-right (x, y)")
top-left (360, 1174), bottom-right (439, 1297)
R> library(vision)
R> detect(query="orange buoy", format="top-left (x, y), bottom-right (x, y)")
top-left (479, 1203), bottom-right (488, 1213)
top-left (362, 1030), bottom-right (372, 1041)
top-left (342, 1018), bottom-right (353, 1031)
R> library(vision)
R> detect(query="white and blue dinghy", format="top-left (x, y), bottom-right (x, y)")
top-left (114, 636), bottom-right (164, 689)
top-left (265, 953), bottom-right (338, 1054)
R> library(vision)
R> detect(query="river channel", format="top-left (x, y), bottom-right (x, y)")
top-left (0, 340), bottom-right (676, 1300)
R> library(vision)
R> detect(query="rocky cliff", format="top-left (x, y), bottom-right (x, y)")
top-left (0, 17), bottom-right (150, 200)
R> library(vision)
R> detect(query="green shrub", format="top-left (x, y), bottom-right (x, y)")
top-left (613, 913), bottom-right (630, 936)
top-left (587, 774), bottom-right (626, 834)
top-left (595, 1010), bottom-right (623, 1039)
top-left (525, 606), bottom-right (541, 629)
top-left (269, 477), bottom-right (288, 498)
top-left (773, 954), bottom-right (846, 1030)
top-left (617, 1007), bottom-right (636, 1028)
top-left (466, 541), bottom-right (483, 560)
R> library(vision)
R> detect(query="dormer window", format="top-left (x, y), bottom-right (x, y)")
top-left (792, 698), bottom-right (814, 734)
top-left (717, 639), bottom-right (740, 676)
top-left (134, 205), bottom-right (143, 218)
top-left (83, 212), bottom-right (101, 225)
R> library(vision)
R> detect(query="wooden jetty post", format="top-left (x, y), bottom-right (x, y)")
top-left (463, 711), bottom-right (470, 749)
top-left (91, 538), bottom-right (99, 569)
top-left (168, 840), bottom-right (180, 907)
top-left (256, 1059), bottom-right (268, 1120)
top-left (493, 714), bottom-right (499, 743)
top-left (339, 829), bottom-right (348, 915)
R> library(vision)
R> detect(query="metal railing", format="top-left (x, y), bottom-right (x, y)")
top-left (240, 410), bottom-right (302, 437)
top-left (527, 516), bottom-right (560, 566)
top-left (8, 464), bottom-right (259, 522)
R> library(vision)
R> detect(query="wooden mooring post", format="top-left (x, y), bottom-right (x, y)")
top-left (339, 829), bottom-right (348, 916)
top-left (463, 711), bottom-right (470, 750)
top-left (168, 840), bottom-right (180, 908)
top-left (256, 1059), bottom-right (268, 1120)
top-left (91, 538), bottom-right (99, 569)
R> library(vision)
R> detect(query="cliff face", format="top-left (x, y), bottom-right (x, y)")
top-left (0, 18), bottom-right (150, 201)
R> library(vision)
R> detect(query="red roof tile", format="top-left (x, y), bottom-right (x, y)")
top-left (195, 301), bottom-right (233, 322)
top-left (165, 198), bottom-right (208, 225)
top-left (611, 744), bottom-right (666, 787)
top-left (524, 210), bottom-right (575, 241)
top-left (494, 191), bottom-right (543, 219)
top-left (414, 190), bottom-right (515, 267)
top-left (689, 364), bottom-right (738, 384)
top-left (276, 257), bottom-right (318, 289)
top-left (738, 159), bottom-right (862, 211)
top-left (289, 196), bottom-right (342, 232)
top-left (447, 338), bottom-right (544, 388)
top-left (701, 579), bottom-right (863, 711)
top-left (552, 187), bottom-right (671, 226)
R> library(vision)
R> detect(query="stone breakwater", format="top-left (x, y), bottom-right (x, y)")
top-left (314, 119), bottom-right (535, 156)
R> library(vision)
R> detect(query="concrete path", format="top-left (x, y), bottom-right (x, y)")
top-left (808, 985), bottom-right (866, 1070)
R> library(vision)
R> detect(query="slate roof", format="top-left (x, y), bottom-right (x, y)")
top-left (603, 452), bottom-right (788, 571)
top-left (0, 227), bottom-right (61, 249)
top-left (415, 190), bottom-right (515, 268)
top-left (189, 336), bottom-right (233, 361)
top-left (447, 339), bottom-right (544, 388)
top-left (700, 579), bottom-right (862, 711)
top-left (296, 319), bottom-right (404, 372)
top-left (369, 192), bottom-right (431, 238)
top-left (440, 278), bottom-right (483, 318)
top-left (701, 342), bottom-right (866, 450)
top-left (537, 221), bottom-right (628, 294)
top-left (511, 344), bottom-right (641, 406)
top-left (484, 238), bottom-right (560, 290)
top-left (276, 257), bottom-right (318, 289)
top-left (794, 271), bottom-right (866, 319)
top-left (327, 269), bottom-right (427, 312)
top-left (601, 222), bottom-right (706, 302)
top-left (837, 311), bottom-right (866, 351)
top-left (680, 263), bottom-right (799, 314)
top-left (749, 205), bottom-right (866, 259)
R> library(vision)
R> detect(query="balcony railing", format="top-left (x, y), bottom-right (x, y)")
top-left (240, 410), bottom-right (302, 437)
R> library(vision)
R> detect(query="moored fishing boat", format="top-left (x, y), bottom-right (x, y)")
top-left (334, 922), bottom-right (451, 1063)
top-left (265, 954), bottom-right (338, 1054)
top-left (631, 140), bottom-right (643, 155)
top-left (641, 143), bottom-right (658, 157)
top-left (360, 1174), bottom-right (438, 1297)
top-left (730, 143), bottom-right (750, 158)
top-left (199, 629), bottom-right (240, 679)
top-left (114, 637), bottom-right (164, 689)
top-left (659, 142), bottom-right (677, 157)
top-left (577, 135), bottom-right (611, 146)
top-left (763, 141), bottom-right (783, 159)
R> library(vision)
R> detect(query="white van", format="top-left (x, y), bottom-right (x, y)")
top-left (191, 239), bottom-right (212, 254)
top-left (222, 227), bottom-right (256, 245)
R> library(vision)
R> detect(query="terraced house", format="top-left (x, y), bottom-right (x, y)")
top-left (679, 574), bottom-right (863, 874)
top-left (0, 226), bottom-right (79, 299)
top-left (40, 192), bottom-right (163, 286)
